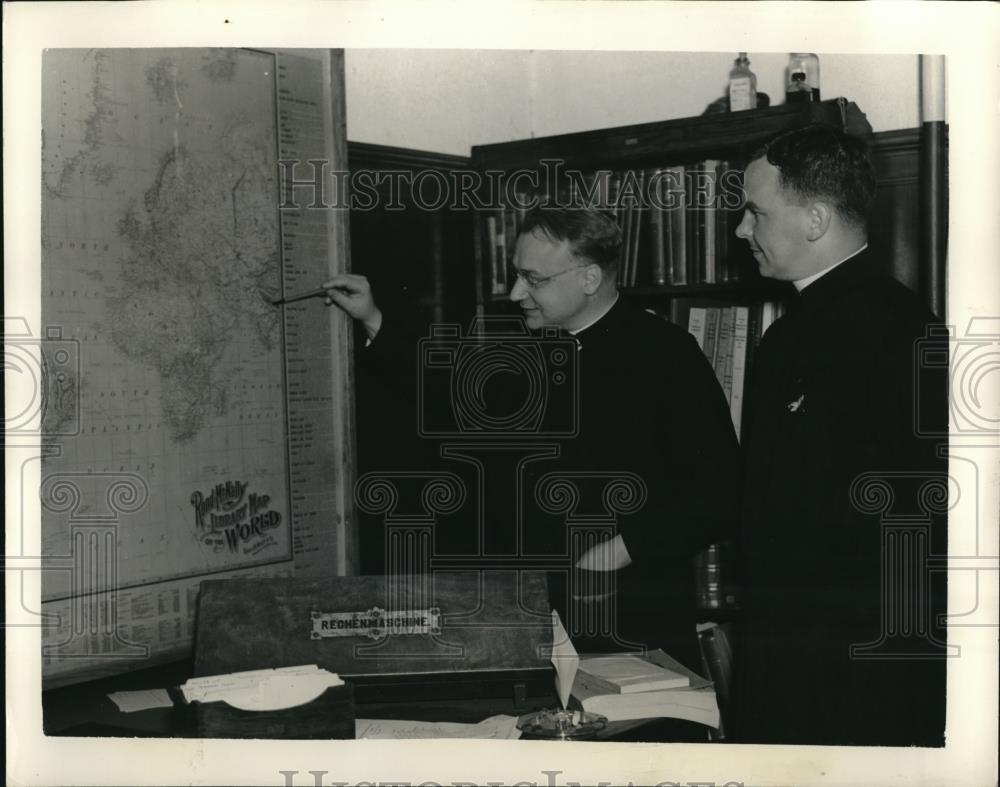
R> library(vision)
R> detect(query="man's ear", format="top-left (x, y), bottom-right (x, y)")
top-left (805, 200), bottom-right (833, 241)
top-left (581, 263), bottom-right (603, 294)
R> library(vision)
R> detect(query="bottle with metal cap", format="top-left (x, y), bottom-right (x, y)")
top-left (728, 52), bottom-right (758, 112)
top-left (786, 53), bottom-right (821, 104)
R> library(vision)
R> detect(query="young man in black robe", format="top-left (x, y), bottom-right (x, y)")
top-left (734, 125), bottom-right (948, 746)
top-left (324, 207), bottom-right (741, 677)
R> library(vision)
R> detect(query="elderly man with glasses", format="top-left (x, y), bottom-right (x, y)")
top-left (325, 207), bottom-right (740, 688)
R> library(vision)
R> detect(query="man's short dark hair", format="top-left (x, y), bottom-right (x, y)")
top-left (519, 206), bottom-right (622, 271)
top-left (753, 125), bottom-right (877, 229)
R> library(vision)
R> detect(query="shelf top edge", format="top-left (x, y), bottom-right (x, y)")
top-left (470, 98), bottom-right (871, 170)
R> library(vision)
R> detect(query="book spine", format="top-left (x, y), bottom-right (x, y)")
top-left (687, 307), bottom-right (707, 351)
top-left (670, 299), bottom-right (691, 330)
top-left (503, 208), bottom-right (517, 267)
top-left (629, 170), bottom-right (646, 287)
top-left (670, 166), bottom-right (687, 285)
top-left (722, 306), bottom-right (736, 405)
top-left (486, 215), bottom-right (501, 295)
top-left (495, 210), bottom-right (508, 295)
top-left (650, 174), bottom-right (667, 286)
top-left (730, 306), bottom-right (749, 435)
top-left (687, 163), bottom-right (701, 284)
top-left (609, 172), bottom-right (623, 286)
top-left (695, 544), bottom-right (722, 609)
top-left (713, 306), bottom-right (735, 401)
top-left (715, 161), bottom-right (730, 282)
top-left (649, 168), bottom-right (666, 285)
top-left (620, 170), bottom-right (637, 287)
top-left (703, 160), bottom-right (717, 284)
top-left (702, 307), bottom-right (719, 366)
top-left (611, 172), bottom-right (623, 226)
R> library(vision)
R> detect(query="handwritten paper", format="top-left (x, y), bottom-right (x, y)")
top-left (107, 688), bottom-right (174, 713)
top-left (181, 665), bottom-right (315, 701)
top-left (355, 715), bottom-right (520, 740)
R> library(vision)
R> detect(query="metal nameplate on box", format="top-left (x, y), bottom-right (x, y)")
top-left (310, 607), bottom-right (442, 639)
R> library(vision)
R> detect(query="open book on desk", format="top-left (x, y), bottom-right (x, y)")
top-left (576, 653), bottom-right (690, 694)
top-left (569, 649), bottom-right (719, 727)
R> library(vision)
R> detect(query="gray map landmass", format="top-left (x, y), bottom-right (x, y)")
top-left (200, 49), bottom-right (239, 83)
top-left (42, 49), bottom-right (118, 200)
top-left (109, 110), bottom-right (281, 443)
top-left (146, 57), bottom-right (188, 105)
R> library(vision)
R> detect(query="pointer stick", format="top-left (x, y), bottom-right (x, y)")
top-left (271, 286), bottom-right (346, 306)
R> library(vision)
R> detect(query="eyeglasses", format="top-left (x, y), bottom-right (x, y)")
top-left (512, 265), bottom-right (586, 289)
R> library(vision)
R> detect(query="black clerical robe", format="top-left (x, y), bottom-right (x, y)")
top-left (737, 249), bottom-right (948, 746)
top-left (536, 297), bottom-right (740, 669)
top-left (360, 297), bottom-right (741, 672)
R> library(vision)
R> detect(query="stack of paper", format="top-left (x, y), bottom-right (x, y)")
top-left (180, 665), bottom-right (343, 711)
top-left (576, 654), bottom-right (690, 694)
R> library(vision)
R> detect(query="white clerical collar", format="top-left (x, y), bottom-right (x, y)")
top-left (793, 244), bottom-right (869, 292)
top-left (568, 293), bottom-right (620, 335)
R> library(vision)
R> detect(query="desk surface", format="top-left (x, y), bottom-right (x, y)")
top-left (42, 660), bottom-right (712, 742)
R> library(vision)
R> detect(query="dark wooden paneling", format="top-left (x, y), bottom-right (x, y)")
top-left (346, 142), bottom-right (475, 326)
top-left (344, 143), bottom-right (476, 574)
top-left (348, 141), bottom-right (470, 172)
top-left (867, 127), bottom-right (947, 315)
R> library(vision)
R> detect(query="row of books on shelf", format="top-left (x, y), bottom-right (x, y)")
top-left (604, 162), bottom-right (743, 291)
top-left (664, 298), bottom-right (788, 435)
top-left (483, 160), bottom-right (747, 297)
top-left (484, 205), bottom-right (525, 296)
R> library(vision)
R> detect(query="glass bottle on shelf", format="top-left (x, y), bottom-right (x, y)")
top-left (728, 53), bottom-right (757, 112)
top-left (785, 53), bottom-right (821, 104)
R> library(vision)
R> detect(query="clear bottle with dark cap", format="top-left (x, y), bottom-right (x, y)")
top-left (728, 53), bottom-right (757, 111)
top-left (786, 53), bottom-right (821, 104)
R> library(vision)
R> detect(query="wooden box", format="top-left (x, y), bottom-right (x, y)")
top-left (193, 570), bottom-right (554, 704)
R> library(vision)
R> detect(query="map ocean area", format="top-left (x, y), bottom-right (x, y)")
top-left (38, 48), bottom-right (340, 682)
